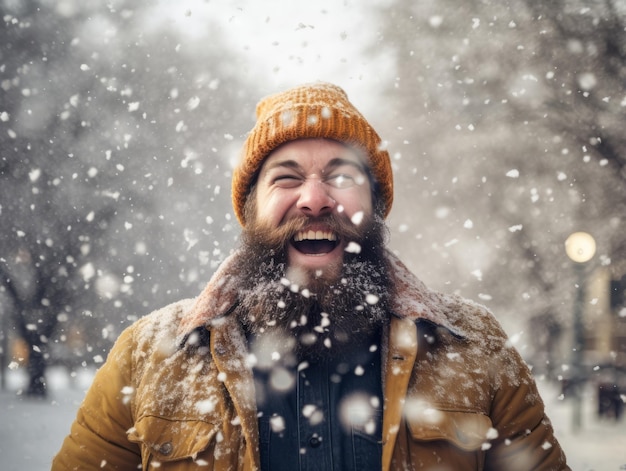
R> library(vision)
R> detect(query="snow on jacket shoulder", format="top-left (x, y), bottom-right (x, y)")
top-left (52, 298), bottom-right (256, 471)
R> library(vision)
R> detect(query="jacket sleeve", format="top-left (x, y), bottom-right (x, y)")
top-left (51, 326), bottom-right (141, 470)
top-left (485, 347), bottom-right (570, 471)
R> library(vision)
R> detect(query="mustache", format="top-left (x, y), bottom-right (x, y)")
top-left (242, 213), bottom-right (370, 254)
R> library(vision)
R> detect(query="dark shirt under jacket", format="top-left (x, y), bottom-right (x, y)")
top-left (249, 328), bottom-right (383, 471)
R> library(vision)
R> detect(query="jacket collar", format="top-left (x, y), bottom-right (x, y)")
top-left (177, 251), bottom-right (241, 344)
top-left (177, 249), bottom-right (466, 344)
top-left (385, 253), bottom-right (467, 338)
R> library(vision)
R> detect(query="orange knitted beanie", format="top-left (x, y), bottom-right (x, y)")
top-left (231, 82), bottom-right (393, 226)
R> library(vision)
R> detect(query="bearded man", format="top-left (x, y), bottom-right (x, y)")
top-left (53, 82), bottom-right (570, 470)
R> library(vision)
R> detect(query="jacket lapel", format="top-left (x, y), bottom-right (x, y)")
top-left (381, 316), bottom-right (417, 471)
top-left (210, 316), bottom-right (261, 470)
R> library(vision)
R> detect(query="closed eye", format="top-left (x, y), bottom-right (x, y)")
top-left (273, 175), bottom-right (303, 188)
top-left (325, 173), bottom-right (366, 189)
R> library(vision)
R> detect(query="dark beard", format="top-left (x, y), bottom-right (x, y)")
top-left (233, 211), bottom-right (391, 360)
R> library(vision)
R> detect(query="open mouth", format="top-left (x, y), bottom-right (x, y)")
top-left (292, 229), bottom-right (339, 255)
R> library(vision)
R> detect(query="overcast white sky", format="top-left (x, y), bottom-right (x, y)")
top-left (153, 0), bottom-right (392, 113)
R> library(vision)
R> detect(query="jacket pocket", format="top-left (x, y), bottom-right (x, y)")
top-left (127, 415), bottom-right (220, 465)
top-left (406, 408), bottom-right (493, 452)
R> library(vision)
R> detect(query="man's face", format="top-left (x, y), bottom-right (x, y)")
top-left (253, 138), bottom-right (373, 284)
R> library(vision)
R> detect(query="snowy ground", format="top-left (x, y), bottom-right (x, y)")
top-left (1, 366), bottom-right (625, 470)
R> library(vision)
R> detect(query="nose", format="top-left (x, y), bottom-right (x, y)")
top-left (296, 179), bottom-right (336, 217)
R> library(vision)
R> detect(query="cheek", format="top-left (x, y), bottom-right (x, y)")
top-left (335, 187), bottom-right (373, 218)
top-left (256, 191), bottom-right (293, 226)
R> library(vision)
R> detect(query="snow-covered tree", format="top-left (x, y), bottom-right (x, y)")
top-left (0, 0), bottom-right (256, 396)
top-left (373, 0), bottom-right (626, 372)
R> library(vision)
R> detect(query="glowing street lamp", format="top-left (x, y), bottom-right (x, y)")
top-left (565, 232), bottom-right (596, 264)
top-left (564, 231), bottom-right (596, 432)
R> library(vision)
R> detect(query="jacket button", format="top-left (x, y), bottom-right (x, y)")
top-left (159, 441), bottom-right (173, 456)
top-left (308, 435), bottom-right (322, 448)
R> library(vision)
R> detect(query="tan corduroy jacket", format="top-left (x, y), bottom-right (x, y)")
top-left (52, 252), bottom-right (570, 470)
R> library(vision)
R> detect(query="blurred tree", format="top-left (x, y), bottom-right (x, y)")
top-left (0, 0), bottom-right (106, 397)
top-left (372, 0), bottom-right (626, 361)
top-left (524, 0), bottom-right (626, 177)
top-left (521, 0), bottom-right (626, 254)
top-left (0, 0), bottom-right (256, 396)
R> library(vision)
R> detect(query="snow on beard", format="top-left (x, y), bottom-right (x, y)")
top-left (234, 207), bottom-right (390, 359)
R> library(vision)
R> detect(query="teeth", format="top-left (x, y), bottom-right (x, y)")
top-left (294, 230), bottom-right (338, 242)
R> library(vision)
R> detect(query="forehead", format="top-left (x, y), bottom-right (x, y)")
top-left (260, 138), bottom-right (367, 173)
